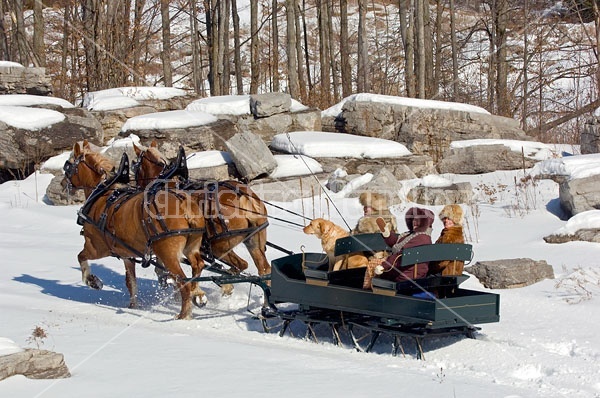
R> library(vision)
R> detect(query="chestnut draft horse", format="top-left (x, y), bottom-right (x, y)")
top-left (63, 140), bottom-right (206, 319)
top-left (133, 142), bottom-right (271, 278)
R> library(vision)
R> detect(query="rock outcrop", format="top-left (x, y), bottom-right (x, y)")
top-left (326, 99), bottom-right (533, 160)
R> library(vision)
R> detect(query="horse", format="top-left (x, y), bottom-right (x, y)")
top-left (63, 140), bottom-right (207, 319)
top-left (132, 142), bottom-right (271, 278)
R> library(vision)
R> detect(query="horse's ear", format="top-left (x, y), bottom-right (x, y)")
top-left (150, 140), bottom-right (158, 148)
top-left (133, 143), bottom-right (141, 156)
top-left (74, 141), bottom-right (83, 157)
top-left (82, 139), bottom-right (91, 151)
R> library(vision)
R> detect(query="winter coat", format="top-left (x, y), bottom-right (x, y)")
top-left (376, 207), bottom-right (434, 282)
top-left (352, 192), bottom-right (397, 234)
top-left (428, 225), bottom-right (465, 275)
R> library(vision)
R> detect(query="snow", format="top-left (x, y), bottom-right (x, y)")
top-left (271, 131), bottom-right (412, 158)
top-left (321, 93), bottom-right (490, 118)
top-left (186, 150), bottom-right (232, 168)
top-left (1, 92), bottom-right (600, 397)
top-left (0, 60), bottom-right (24, 68)
top-left (531, 153), bottom-right (600, 180)
top-left (269, 155), bottom-right (323, 178)
top-left (121, 110), bottom-right (218, 132)
top-left (82, 87), bottom-right (189, 110)
top-left (0, 94), bottom-right (74, 108)
top-left (186, 94), bottom-right (309, 115)
top-left (0, 105), bottom-right (65, 130)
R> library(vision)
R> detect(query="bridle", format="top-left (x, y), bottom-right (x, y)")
top-left (132, 150), bottom-right (167, 185)
top-left (63, 154), bottom-right (107, 189)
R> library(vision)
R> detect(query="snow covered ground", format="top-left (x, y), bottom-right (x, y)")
top-left (1, 141), bottom-right (600, 398)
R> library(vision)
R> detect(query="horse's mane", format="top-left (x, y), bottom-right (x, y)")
top-left (86, 151), bottom-right (115, 175)
top-left (146, 146), bottom-right (168, 165)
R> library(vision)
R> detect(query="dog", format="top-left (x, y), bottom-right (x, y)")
top-left (303, 218), bottom-right (369, 271)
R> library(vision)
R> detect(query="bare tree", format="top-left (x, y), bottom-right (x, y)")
top-left (357, 0), bottom-right (369, 92)
top-left (33, 0), bottom-right (44, 67)
top-left (399, 0), bottom-right (415, 97)
top-left (317, 0), bottom-right (331, 104)
top-left (339, 0), bottom-right (351, 98)
top-left (249, 0), bottom-right (259, 93)
top-left (160, 0), bottom-right (173, 86)
top-left (286, 0), bottom-right (300, 98)
top-left (271, 0), bottom-right (280, 92)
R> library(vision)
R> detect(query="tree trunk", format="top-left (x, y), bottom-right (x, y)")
top-left (399, 0), bottom-right (415, 97)
top-left (33, 0), bottom-right (45, 67)
top-left (415, 0), bottom-right (426, 98)
top-left (271, 0), bottom-right (280, 92)
top-left (286, 0), bottom-right (300, 98)
top-left (357, 0), bottom-right (369, 92)
top-left (160, 0), bottom-right (173, 86)
top-left (294, 0), bottom-right (307, 101)
top-left (301, 0), bottom-right (312, 91)
top-left (250, 0), bottom-right (259, 94)
top-left (450, 0), bottom-right (459, 100)
top-left (318, 0), bottom-right (331, 104)
top-left (132, 0), bottom-right (146, 85)
top-left (494, 0), bottom-right (510, 116)
top-left (190, 0), bottom-right (203, 94)
top-left (340, 0), bottom-right (351, 98)
top-left (12, 0), bottom-right (29, 65)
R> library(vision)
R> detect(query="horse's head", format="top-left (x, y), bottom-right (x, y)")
top-left (133, 141), bottom-right (168, 189)
top-left (63, 140), bottom-right (114, 197)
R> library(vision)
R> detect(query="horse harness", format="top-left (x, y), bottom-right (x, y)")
top-left (72, 153), bottom-right (206, 269)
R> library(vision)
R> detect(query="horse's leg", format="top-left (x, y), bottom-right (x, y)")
top-left (124, 259), bottom-right (138, 308)
top-left (77, 237), bottom-right (104, 290)
top-left (244, 227), bottom-right (271, 276)
top-left (154, 238), bottom-right (193, 320)
top-left (185, 248), bottom-right (208, 307)
top-left (154, 264), bottom-right (169, 289)
top-left (211, 241), bottom-right (249, 296)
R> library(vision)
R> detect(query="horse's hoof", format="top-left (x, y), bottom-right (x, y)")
top-left (128, 302), bottom-right (137, 309)
top-left (176, 313), bottom-right (193, 320)
top-left (87, 275), bottom-right (103, 290)
top-left (221, 284), bottom-right (234, 297)
top-left (192, 295), bottom-right (207, 308)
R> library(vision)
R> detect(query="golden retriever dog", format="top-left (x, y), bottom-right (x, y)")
top-left (303, 218), bottom-right (369, 271)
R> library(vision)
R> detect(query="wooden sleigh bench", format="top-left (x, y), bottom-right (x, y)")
top-left (304, 233), bottom-right (473, 298)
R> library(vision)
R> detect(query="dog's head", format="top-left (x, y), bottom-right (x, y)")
top-left (303, 218), bottom-right (330, 239)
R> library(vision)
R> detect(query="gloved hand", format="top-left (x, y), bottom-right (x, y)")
top-left (374, 265), bottom-right (385, 275)
top-left (376, 217), bottom-right (391, 238)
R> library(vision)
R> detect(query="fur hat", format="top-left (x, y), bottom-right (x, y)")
top-left (359, 192), bottom-right (388, 211)
top-left (439, 204), bottom-right (463, 225)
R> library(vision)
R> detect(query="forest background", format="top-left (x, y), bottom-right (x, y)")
top-left (1, 0), bottom-right (599, 146)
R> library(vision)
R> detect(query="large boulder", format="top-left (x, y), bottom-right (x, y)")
top-left (318, 154), bottom-right (435, 179)
top-left (0, 349), bottom-right (70, 381)
top-left (558, 175), bottom-right (600, 217)
top-left (0, 65), bottom-right (52, 95)
top-left (581, 117), bottom-right (600, 154)
top-left (0, 106), bottom-right (103, 172)
top-left (465, 258), bottom-right (555, 289)
top-left (329, 99), bottom-right (532, 160)
top-left (226, 131), bottom-right (277, 181)
top-left (438, 144), bottom-right (536, 174)
top-left (249, 174), bottom-right (327, 202)
top-left (120, 118), bottom-right (239, 159)
top-left (407, 182), bottom-right (473, 205)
